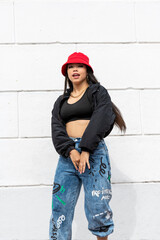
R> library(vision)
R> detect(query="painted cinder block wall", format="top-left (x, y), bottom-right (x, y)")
top-left (0, 1), bottom-right (160, 239)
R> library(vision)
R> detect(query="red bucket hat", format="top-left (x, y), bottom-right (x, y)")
top-left (61, 52), bottom-right (94, 76)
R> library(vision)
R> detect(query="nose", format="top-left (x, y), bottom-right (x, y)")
top-left (71, 65), bottom-right (78, 70)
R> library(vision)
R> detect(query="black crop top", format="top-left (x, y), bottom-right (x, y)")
top-left (60, 87), bottom-right (93, 123)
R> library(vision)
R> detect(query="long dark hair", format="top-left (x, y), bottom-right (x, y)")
top-left (63, 66), bottom-right (126, 133)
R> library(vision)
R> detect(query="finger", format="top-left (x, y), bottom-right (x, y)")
top-left (82, 163), bottom-right (86, 173)
top-left (75, 159), bottom-right (79, 166)
top-left (79, 166), bottom-right (82, 174)
top-left (73, 162), bottom-right (78, 170)
top-left (87, 160), bottom-right (90, 169)
top-left (79, 163), bottom-right (83, 174)
top-left (74, 164), bottom-right (78, 170)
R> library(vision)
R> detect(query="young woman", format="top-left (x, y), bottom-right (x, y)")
top-left (49, 52), bottom-right (126, 240)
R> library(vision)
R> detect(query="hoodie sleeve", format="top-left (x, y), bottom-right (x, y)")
top-left (51, 96), bottom-right (75, 158)
top-left (78, 86), bottom-right (116, 153)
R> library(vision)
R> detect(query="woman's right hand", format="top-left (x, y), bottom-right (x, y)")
top-left (69, 149), bottom-right (81, 170)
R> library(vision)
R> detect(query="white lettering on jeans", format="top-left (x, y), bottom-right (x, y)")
top-left (57, 215), bottom-right (65, 229)
top-left (92, 189), bottom-right (112, 198)
top-left (101, 195), bottom-right (110, 200)
top-left (93, 211), bottom-right (112, 219)
top-left (92, 190), bottom-right (101, 197)
top-left (93, 211), bottom-right (107, 219)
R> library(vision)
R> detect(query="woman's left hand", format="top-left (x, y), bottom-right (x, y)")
top-left (79, 151), bottom-right (90, 174)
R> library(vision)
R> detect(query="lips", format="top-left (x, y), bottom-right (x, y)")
top-left (72, 73), bottom-right (80, 77)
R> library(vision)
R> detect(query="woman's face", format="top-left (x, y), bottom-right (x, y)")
top-left (67, 63), bottom-right (88, 84)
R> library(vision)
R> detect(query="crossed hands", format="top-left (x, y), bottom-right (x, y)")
top-left (69, 149), bottom-right (90, 174)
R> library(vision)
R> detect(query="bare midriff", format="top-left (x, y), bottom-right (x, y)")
top-left (66, 119), bottom-right (90, 138)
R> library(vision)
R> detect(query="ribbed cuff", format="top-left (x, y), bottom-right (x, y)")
top-left (80, 147), bottom-right (93, 154)
top-left (65, 145), bottom-right (75, 158)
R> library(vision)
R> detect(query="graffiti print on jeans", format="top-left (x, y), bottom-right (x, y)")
top-left (57, 215), bottom-right (65, 229)
top-left (108, 171), bottom-right (111, 182)
top-left (90, 156), bottom-right (95, 163)
top-left (88, 156), bottom-right (96, 177)
top-left (52, 183), bottom-right (61, 194)
top-left (99, 157), bottom-right (106, 177)
top-left (89, 164), bottom-right (96, 176)
top-left (50, 217), bottom-right (57, 240)
top-left (52, 183), bottom-right (66, 206)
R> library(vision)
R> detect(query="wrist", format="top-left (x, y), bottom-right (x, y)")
top-left (69, 149), bottom-right (75, 155)
top-left (81, 150), bottom-right (89, 154)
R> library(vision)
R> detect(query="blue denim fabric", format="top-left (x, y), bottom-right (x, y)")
top-left (49, 137), bottom-right (114, 240)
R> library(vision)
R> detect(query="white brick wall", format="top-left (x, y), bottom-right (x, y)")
top-left (0, 1), bottom-right (160, 239)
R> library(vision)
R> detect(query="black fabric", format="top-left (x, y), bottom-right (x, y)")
top-left (78, 85), bottom-right (116, 153)
top-left (60, 86), bottom-right (93, 123)
top-left (51, 95), bottom-right (76, 158)
top-left (51, 81), bottom-right (116, 157)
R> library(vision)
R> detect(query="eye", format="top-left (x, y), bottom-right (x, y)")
top-left (68, 65), bottom-right (73, 69)
top-left (78, 64), bottom-right (84, 67)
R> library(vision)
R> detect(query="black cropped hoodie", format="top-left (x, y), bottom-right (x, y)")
top-left (51, 80), bottom-right (116, 158)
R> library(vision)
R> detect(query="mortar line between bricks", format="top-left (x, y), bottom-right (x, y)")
top-left (1, 88), bottom-right (160, 93)
top-left (1, 41), bottom-right (160, 45)
top-left (0, 181), bottom-right (160, 188)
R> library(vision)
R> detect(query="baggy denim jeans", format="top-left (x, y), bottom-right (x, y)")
top-left (49, 137), bottom-right (114, 240)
